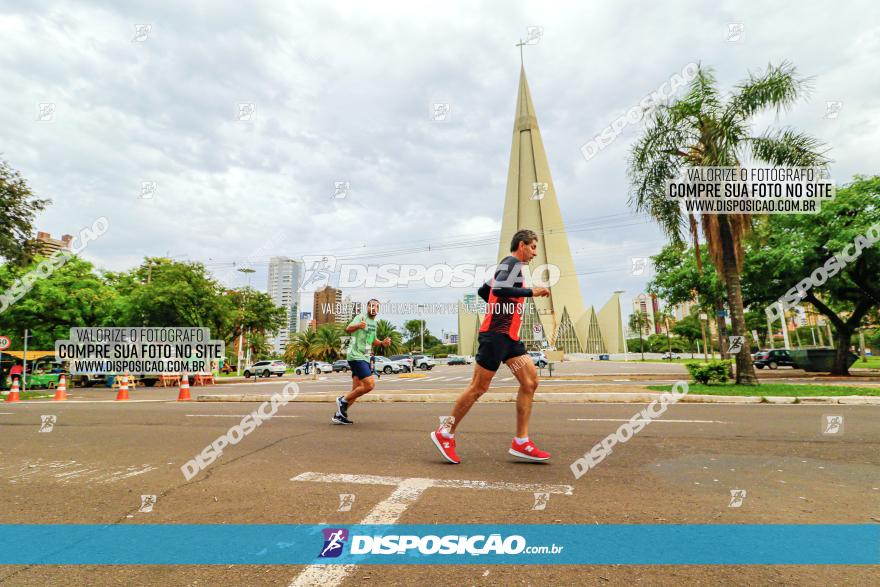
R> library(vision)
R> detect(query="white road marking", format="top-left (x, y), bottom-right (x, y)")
top-left (569, 418), bottom-right (726, 423)
top-left (185, 414), bottom-right (300, 418)
top-left (12, 399), bottom-right (169, 404)
top-left (4, 460), bottom-right (157, 484)
top-left (288, 472), bottom-right (572, 586)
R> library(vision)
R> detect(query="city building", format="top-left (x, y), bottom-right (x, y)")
top-left (631, 293), bottom-right (661, 335)
top-left (458, 64), bottom-right (626, 356)
top-left (670, 299), bottom-right (698, 322)
top-left (33, 231), bottom-right (73, 255)
top-left (339, 294), bottom-right (360, 324)
top-left (266, 256), bottom-right (302, 355)
top-left (298, 311), bottom-right (312, 332)
top-left (314, 286), bottom-right (342, 327)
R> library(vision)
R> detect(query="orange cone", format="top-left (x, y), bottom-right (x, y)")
top-left (177, 372), bottom-right (191, 401)
top-left (5, 378), bottom-right (20, 403)
top-left (53, 375), bottom-right (68, 401)
top-left (115, 375), bottom-right (130, 401)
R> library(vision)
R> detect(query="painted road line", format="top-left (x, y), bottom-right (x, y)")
top-left (288, 472), bottom-right (572, 586)
top-left (13, 399), bottom-right (170, 404)
top-left (185, 414), bottom-right (300, 418)
top-left (569, 418), bottom-right (726, 423)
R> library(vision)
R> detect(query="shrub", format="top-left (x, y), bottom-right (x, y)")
top-left (684, 360), bottom-right (733, 385)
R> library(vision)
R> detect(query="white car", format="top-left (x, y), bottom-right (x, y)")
top-left (528, 351), bottom-right (548, 368)
top-left (372, 356), bottom-right (402, 374)
top-left (243, 360), bottom-right (287, 378)
top-left (391, 359), bottom-right (412, 373)
top-left (294, 361), bottom-right (332, 375)
top-left (411, 355), bottom-right (436, 370)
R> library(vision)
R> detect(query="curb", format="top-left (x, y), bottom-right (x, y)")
top-left (196, 392), bottom-right (880, 405)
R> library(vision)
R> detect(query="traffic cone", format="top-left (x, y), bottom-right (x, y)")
top-left (5, 378), bottom-right (20, 403)
top-left (53, 375), bottom-right (68, 401)
top-left (115, 375), bottom-right (130, 401)
top-left (177, 373), bottom-right (191, 401)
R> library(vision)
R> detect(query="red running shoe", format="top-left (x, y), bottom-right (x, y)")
top-left (430, 429), bottom-right (460, 464)
top-left (509, 439), bottom-right (550, 461)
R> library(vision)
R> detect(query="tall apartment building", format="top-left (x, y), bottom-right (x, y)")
top-left (314, 286), bottom-right (342, 327)
top-left (339, 294), bottom-right (361, 324)
top-left (631, 293), bottom-right (660, 335)
top-left (267, 257), bottom-right (302, 355)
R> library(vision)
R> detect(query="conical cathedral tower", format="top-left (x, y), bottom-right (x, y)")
top-left (497, 66), bottom-right (586, 352)
top-left (457, 65), bottom-right (627, 356)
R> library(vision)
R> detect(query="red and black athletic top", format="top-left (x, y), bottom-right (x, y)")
top-left (478, 255), bottom-right (533, 341)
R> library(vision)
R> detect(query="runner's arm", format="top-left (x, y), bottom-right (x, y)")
top-left (345, 314), bottom-right (365, 334)
top-left (489, 262), bottom-right (532, 298)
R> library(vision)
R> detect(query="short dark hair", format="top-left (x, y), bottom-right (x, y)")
top-left (510, 229), bottom-right (538, 252)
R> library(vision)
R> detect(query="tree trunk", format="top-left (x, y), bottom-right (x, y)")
top-left (804, 292), bottom-right (872, 376)
top-left (718, 218), bottom-right (758, 385)
top-left (714, 310), bottom-right (728, 360)
top-left (832, 329), bottom-right (853, 376)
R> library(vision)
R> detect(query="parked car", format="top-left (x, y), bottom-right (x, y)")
top-left (372, 356), bottom-right (402, 374)
top-left (243, 360), bottom-right (287, 378)
top-left (391, 359), bottom-right (412, 373)
top-left (528, 351), bottom-right (548, 368)
top-left (332, 360), bottom-right (349, 373)
top-left (294, 361), bottom-right (332, 375)
top-left (661, 351), bottom-right (680, 360)
top-left (447, 355), bottom-right (468, 366)
top-left (411, 354), bottom-right (435, 370)
top-left (753, 349), bottom-right (795, 370)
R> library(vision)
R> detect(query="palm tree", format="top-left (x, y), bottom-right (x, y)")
top-left (628, 310), bottom-right (651, 360)
top-left (313, 324), bottom-right (344, 361)
top-left (284, 329), bottom-right (317, 365)
top-left (629, 62), bottom-right (829, 384)
top-left (375, 319), bottom-right (403, 356)
top-left (656, 307), bottom-right (676, 357)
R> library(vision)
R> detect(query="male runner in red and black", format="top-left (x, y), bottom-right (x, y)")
top-left (430, 229), bottom-right (551, 464)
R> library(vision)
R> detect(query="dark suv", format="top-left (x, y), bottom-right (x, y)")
top-left (754, 349), bottom-right (795, 369)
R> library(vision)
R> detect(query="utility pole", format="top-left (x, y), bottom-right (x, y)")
top-left (859, 329), bottom-right (867, 362)
top-left (418, 304), bottom-right (425, 353)
top-left (22, 329), bottom-right (29, 392)
top-left (614, 290), bottom-right (627, 361)
top-left (778, 302), bottom-right (791, 349)
top-left (699, 312), bottom-right (709, 362)
top-left (637, 311), bottom-right (645, 361)
top-left (237, 267), bottom-right (256, 375)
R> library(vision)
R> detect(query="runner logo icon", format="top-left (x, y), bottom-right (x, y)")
top-left (319, 528), bottom-right (349, 558)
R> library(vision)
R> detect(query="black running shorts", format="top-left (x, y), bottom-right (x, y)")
top-left (475, 331), bottom-right (527, 372)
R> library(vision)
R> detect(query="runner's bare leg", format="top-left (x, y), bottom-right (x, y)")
top-left (345, 375), bottom-right (375, 405)
top-left (448, 364), bottom-right (496, 433)
top-left (507, 355), bottom-right (539, 438)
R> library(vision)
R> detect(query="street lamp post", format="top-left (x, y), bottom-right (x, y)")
top-left (699, 312), bottom-right (709, 362)
top-left (614, 290), bottom-right (627, 361)
top-left (418, 304), bottom-right (425, 353)
top-left (237, 267), bottom-right (256, 376)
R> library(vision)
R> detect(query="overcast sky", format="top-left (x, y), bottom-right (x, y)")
top-left (2, 1), bottom-right (878, 335)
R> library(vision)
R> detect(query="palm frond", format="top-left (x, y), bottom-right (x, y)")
top-left (724, 61), bottom-right (811, 123)
top-left (746, 128), bottom-right (832, 167)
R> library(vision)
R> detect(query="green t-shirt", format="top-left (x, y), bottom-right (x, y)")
top-left (346, 313), bottom-right (377, 361)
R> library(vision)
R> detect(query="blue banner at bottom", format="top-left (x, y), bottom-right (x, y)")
top-left (0, 525), bottom-right (877, 565)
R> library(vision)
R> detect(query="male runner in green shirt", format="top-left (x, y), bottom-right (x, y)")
top-left (333, 298), bottom-right (390, 424)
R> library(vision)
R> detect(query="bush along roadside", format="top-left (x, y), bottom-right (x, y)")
top-left (684, 360), bottom-right (734, 385)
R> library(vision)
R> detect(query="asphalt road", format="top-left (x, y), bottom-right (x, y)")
top-left (39, 362), bottom-right (880, 404)
top-left (1, 395), bottom-right (878, 585)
